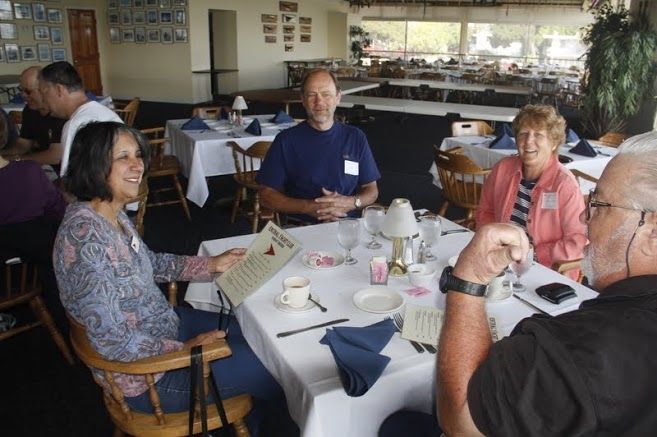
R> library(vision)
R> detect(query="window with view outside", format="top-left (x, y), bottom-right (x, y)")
top-left (361, 20), bottom-right (406, 62)
top-left (466, 23), bottom-right (527, 60)
top-left (406, 21), bottom-right (461, 63)
top-left (532, 25), bottom-right (586, 68)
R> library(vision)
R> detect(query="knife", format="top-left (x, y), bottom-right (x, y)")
top-left (512, 294), bottom-right (551, 317)
top-left (276, 318), bottom-right (350, 338)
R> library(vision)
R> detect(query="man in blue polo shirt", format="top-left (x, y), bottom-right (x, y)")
top-left (257, 68), bottom-right (380, 222)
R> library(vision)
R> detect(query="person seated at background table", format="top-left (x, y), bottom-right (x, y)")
top-left (0, 107), bottom-right (18, 150)
top-left (39, 61), bottom-right (121, 176)
top-left (476, 104), bottom-right (586, 275)
top-left (257, 68), bottom-right (380, 223)
top-left (381, 131), bottom-right (657, 435)
top-left (53, 122), bottom-right (294, 436)
top-left (1, 67), bottom-right (65, 168)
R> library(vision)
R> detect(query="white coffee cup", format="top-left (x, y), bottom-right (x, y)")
top-left (487, 272), bottom-right (511, 301)
top-left (280, 276), bottom-right (310, 308)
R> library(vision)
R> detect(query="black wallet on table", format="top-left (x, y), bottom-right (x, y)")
top-left (535, 282), bottom-right (577, 304)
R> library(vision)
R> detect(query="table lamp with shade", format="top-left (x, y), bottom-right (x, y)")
top-left (232, 95), bottom-right (248, 126)
top-left (381, 198), bottom-right (419, 276)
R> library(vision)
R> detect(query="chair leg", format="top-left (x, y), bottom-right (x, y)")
top-left (252, 192), bottom-right (261, 234)
top-left (438, 201), bottom-right (449, 217)
top-left (231, 187), bottom-right (242, 224)
top-left (112, 427), bottom-right (125, 437)
top-left (233, 418), bottom-right (250, 437)
top-left (172, 175), bottom-right (191, 221)
top-left (29, 295), bottom-right (74, 365)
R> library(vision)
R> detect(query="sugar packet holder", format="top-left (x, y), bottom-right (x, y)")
top-left (370, 256), bottom-right (389, 285)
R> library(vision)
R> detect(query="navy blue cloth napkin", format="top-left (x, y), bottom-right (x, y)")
top-left (245, 118), bottom-right (262, 136)
top-left (566, 128), bottom-right (580, 143)
top-left (270, 110), bottom-right (295, 124)
top-left (9, 94), bottom-right (24, 104)
top-left (570, 138), bottom-right (597, 157)
top-left (181, 116), bottom-right (211, 131)
top-left (85, 90), bottom-right (100, 101)
top-left (320, 319), bottom-right (395, 397)
top-left (489, 133), bottom-right (516, 150)
top-left (495, 123), bottom-right (514, 138)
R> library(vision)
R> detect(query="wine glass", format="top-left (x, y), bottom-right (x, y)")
top-left (363, 205), bottom-right (385, 249)
top-left (510, 245), bottom-right (534, 292)
top-left (418, 216), bottom-right (442, 261)
top-left (337, 218), bottom-right (360, 265)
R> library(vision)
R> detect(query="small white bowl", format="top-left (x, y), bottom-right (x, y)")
top-left (407, 263), bottom-right (437, 288)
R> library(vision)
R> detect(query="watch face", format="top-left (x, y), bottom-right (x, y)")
top-left (439, 266), bottom-right (452, 293)
top-left (355, 197), bottom-right (362, 208)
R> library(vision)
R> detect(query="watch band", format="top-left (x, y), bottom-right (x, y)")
top-left (439, 266), bottom-right (487, 297)
top-left (354, 195), bottom-right (362, 209)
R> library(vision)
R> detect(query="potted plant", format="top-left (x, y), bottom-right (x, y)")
top-left (580, 3), bottom-right (657, 138)
top-left (349, 25), bottom-right (372, 62)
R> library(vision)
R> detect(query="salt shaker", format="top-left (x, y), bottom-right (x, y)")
top-left (417, 241), bottom-right (426, 264)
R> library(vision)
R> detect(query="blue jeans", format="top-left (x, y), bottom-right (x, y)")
top-left (125, 306), bottom-right (293, 435)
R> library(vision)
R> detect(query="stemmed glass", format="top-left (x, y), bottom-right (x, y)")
top-left (337, 218), bottom-right (360, 265)
top-left (510, 244), bottom-right (534, 292)
top-left (363, 205), bottom-right (385, 249)
top-left (418, 216), bottom-right (442, 261)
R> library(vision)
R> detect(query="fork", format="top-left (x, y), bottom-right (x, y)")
top-left (393, 312), bottom-right (437, 354)
top-left (387, 315), bottom-right (423, 353)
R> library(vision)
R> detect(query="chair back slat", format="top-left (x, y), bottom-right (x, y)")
top-left (451, 120), bottom-right (494, 137)
top-left (193, 106), bottom-right (222, 119)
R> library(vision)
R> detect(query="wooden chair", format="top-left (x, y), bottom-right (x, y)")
top-left (552, 259), bottom-right (584, 283)
top-left (434, 146), bottom-right (491, 230)
top-left (68, 287), bottom-right (253, 437)
top-left (451, 120), bottom-right (494, 137)
top-left (192, 106), bottom-right (222, 119)
top-left (115, 98), bottom-right (140, 127)
top-left (141, 127), bottom-right (191, 222)
top-left (597, 132), bottom-right (630, 148)
top-left (128, 178), bottom-right (149, 236)
top-left (1, 257), bottom-right (74, 364)
top-left (229, 140), bottom-right (280, 233)
top-left (570, 169), bottom-right (598, 187)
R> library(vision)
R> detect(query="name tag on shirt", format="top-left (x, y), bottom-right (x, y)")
top-left (344, 160), bottom-right (359, 176)
top-left (131, 235), bottom-right (140, 253)
top-left (541, 192), bottom-right (558, 210)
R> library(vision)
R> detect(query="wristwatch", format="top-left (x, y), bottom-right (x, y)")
top-left (354, 195), bottom-right (362, 209)
top-left (439, 266), bottom-right (487, 297)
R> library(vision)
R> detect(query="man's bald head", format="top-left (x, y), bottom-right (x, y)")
top-left (19, 66), bottom-right (47, 114)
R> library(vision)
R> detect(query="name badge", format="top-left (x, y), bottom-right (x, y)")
top-left (344, 160), bottom-right (359, 176)
top-left (541, 192), bottom-right (558, 210)
top-left (130, 235), bottom-right (140, 253)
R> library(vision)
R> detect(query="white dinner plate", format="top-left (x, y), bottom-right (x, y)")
top-left (353, 287), bottom-right (404, 314)
top-left (274, 293), bottom-right (320, 313)
top-left (301, 250), bottom-right (345, 270)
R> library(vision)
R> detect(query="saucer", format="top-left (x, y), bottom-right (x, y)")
top-left (353, 287), bottom-right (404, 314)
top-left (302, 250), bottom-right (345, 270)
top-left (274, 293), bottom-right (320, 313)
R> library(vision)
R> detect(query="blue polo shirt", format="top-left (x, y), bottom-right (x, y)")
top-left (256, 121), bottom-right (380, 206)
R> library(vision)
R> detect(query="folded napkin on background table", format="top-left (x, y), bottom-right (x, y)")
top-left (489, 133), bottom-right (515, 150)
top-left (566, 128), bottom-right (580, 143)
top-left (495, 123), bottom-right (514, 138)
top-left (245, 118), bottom-right (262, 135)
top-left (570, 138), bottom-right (597, 157)
top-left (181, 116), bottom-right (211, 131)
top-left (270, 110), bottom-right (295, 124)
top-left (9, 94), bottom-right (24, 104)
top-left (320, 319), bottom-right (395, 397)
top-left (85, 90), bottom-right (98, 101)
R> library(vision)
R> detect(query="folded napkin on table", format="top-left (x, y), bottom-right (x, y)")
top-left (566, 128), bottom-right (580, 143)
top-left (570, 138), bottom-right (597, 157)
top-left (489, 133), bottom-right (516, 150)
top-left (181, 116), bottom-right (211, 131)
top-left (320, 319), bottom-right (395, 397)
top-left (245, 118), bottom-right (262, 135)
top-left (270, 110), bottom-right (295, 124)
top-left (85, 90), bottom-right (99, 101)
top-left (9, 94), bottom-right (24, 104)
top-left (495, 123), bottom-right (514, 138)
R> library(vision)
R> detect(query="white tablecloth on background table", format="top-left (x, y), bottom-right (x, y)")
top-left (430, 135), bottom-right (618, 193)
top-left (165, 115), bottom-right (296, 207)
top-left (1, 95), bottom-right (114, 113)
top-left (184, 218), bottom-right (597, 437)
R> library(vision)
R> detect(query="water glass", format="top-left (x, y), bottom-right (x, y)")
top-left (418, 216), bottom-right (442, 261)
top-left (363, 205), bottom-right (385, 249)
top-left (338, 218), bottom-right (360, 265)
top-left (510, 245), bottom-right (534, 292)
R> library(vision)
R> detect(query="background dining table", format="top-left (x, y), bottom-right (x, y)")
top-left (184, 217), bottom-right (597, 437)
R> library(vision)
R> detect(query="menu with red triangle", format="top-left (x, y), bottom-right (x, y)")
top-left (216, 221), bottom-right (301, 307)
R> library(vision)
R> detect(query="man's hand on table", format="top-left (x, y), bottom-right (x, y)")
top-left (314, 187), bottom-right (356, 222)
top-left (208, 248), bottom-right (246, 274)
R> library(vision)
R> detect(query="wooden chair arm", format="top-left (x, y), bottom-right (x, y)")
top-left (552, 259), bottom-right (584, 283)
top-left (141, 127), bottom-right (166, 137)
top-left (114, 108), bottom-right (130, 114)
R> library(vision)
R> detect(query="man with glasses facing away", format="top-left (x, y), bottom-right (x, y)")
top-left (380, 131), bottom-right (657, 435)
top-left (257, 68), bottom-right (380, 223)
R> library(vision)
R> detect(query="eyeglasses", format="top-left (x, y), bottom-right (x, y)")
top-left (586, 189), bottom-right (649, 221)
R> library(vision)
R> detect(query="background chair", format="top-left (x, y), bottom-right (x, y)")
top-left (570, 169), bottom-right (598, 187)
top-left (597, 132), bottom-right (630, 148)
top-left (141, 127), bottom-right (191, 222)
top-left (451, 120), bottom-right (494, 137)
top-left (128, 179), bottom-right (149, 236)
top-left (229, 140), bottom-right (280, 233)
top-left (552, 259), bottom-right (584, 283)
top-left (1, 257), bottom-right (74, 364)
top-left (192, 106), bottom-right (222, 119)
top-left (434, 146), bottom-right (491, 229)
top-left (114, 98), bottom-right (140, 127)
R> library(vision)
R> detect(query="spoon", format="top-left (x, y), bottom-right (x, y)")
top-left (309, 296), bottom-right (327, 312)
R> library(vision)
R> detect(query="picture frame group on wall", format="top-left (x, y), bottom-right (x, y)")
top-left (260, 3), bottom-right (310, 52)
top-left (107, 1), bottom-right (188, 45)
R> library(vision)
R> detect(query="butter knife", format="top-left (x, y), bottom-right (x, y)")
top-left (512, 294), bottom-right (551, 317)
top-left (276, 318), bottom-right (349, 338)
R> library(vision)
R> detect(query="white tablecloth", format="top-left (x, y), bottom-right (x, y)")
top-left (165, 115), bottom-right (296, 207)
top-left (184, 219), bottom-right (597, 437)
top-left (430, 136), bottom-right (617, 193)
top-left (1, 95), bottom-right (114, 113)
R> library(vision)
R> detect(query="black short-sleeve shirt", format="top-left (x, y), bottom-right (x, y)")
top-left (20, 106), bottom-right (65, 152)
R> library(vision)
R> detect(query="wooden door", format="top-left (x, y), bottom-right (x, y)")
top-left (67, 9), bottom-right (102, 95)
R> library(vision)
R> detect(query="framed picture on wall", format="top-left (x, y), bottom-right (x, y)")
top-left (173, 28), bottom-right (187, 43)
top-left (52, 48), bottom-right (66, 62)
top-left (108, 0), bottom-right (118, 8)
top-left (0, 1), bottom-right (13, 21)
top-left (121, 9), bottom-right (131, 25)
top-left (161, 27), bottom-right (173, 44)
top-left (47, 8), bottom-right (63, 23)
top-left (135, 27), bottom-right (146, 43)
top-left (0, 23), bottom-right (17, 39)
top-left (265, 35), bottom-right (276, 43)
top-left (109, 27), bottom-right (120, 44)
top-left (34, 25), bottom-right (50, 40)
top-left (14, 3), bottom-right (32, 19)
top-left (279, 1), bottom-right (298, 13)
top-left (301, 34), bottom-right (311, 43)
top-left (133, 11), bottom-right (145, 24)
top-left (120, 0), bottom-right (132, 7)
top-left (146, 9), bottom-right (158, 25)
top-left (0, 47), bottom-right (4, 63)
top-left (134, 0), bottom-right (144, 7)
top-left (32, 3), bottom-right (46, 22)
top-left (108, 11), bottom-right (119, 24)
top-left (261, 14), bottom-right (276, 23)
top-left (20, 45), bottom-right (37, 61)
top-left (5, 43), bottom-right (19, 63)
top-left (159, 10), bottom-right (172, 24)
top-left (282, 14), bottom-right (296, 24)
top-left (147, 28), bottom-right (160, 43)
top-left (283, 34), bottom-right (293, 42)
top-left (51, 27), bottom-right (63, 44)
top-left (283, 25), bottom-right (294, 34)
top-left (300, 25), bottom-right (311, 33)
top-left (174, 9), bottom-right (185, 25)
top-left (37, 43), bottom-right (51, 61)
top-left (145, 0), bottom-right (157, 6)
top-left (159, 0), bottom-right (171, 8)
top-left (122, 28), bottom-right (135, 43)
top-left (173, 0), bottom-right (186, 5)
top-left (285, 43), bottom-right (294, 52)
top-left (299, 17), bottom-right (311, 25)
top-left (263, 24), bottom-right (276, 34)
